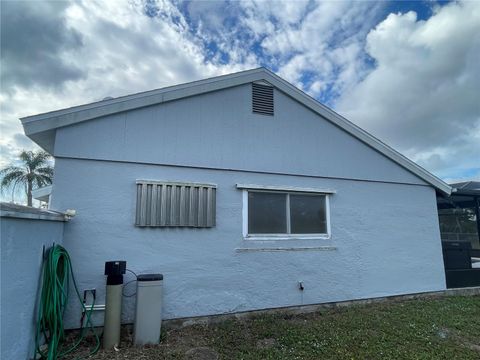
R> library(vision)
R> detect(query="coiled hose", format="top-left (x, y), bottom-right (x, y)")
top-left (35, 244), bottom-right (100, 359)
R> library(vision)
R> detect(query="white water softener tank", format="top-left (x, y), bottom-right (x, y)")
top-left (134, 274), bottom-right (163, 346)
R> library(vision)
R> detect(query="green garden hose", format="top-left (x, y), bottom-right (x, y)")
top-left (35, 244), bottom-right (100, 359)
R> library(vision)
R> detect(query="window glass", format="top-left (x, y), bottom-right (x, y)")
top-left (290, 194), bottom-right (326, 234)
top-left (248, 192), bottom-right (287, 234)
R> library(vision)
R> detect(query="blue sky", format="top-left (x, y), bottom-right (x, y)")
top-left (140, 0), bottom-right (454, 107)
top-left (0, 0), bottom-right (479, 203)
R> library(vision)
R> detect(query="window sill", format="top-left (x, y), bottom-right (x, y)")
top-left (235, 246), bottom-right (336, 253)
top-left (244, 235), bottom-right (331, 241)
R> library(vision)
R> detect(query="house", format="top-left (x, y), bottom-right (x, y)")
top-left (21, 68), bottom-right (451, 328)
top-left (32, 184), bottom-right (52, 206)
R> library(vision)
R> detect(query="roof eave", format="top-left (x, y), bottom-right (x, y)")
top-left (21, 68), bottom-right (266, 130)
top-left (20, 67), bottom-right (452, 195)
top-left (262, 71), bottom-right (452, 195)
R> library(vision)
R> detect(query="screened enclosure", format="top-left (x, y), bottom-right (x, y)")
top-left (437, 182), bottom-right (480, 288)
top-left (437, 181), bottom-right (480, 255)
top-left (437, 194), bottom-right (480, 251)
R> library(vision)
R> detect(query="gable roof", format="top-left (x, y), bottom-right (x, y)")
top-left (20, 67), bottom-right (451, 195)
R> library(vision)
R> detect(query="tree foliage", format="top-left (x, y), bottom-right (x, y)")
top-left (0, 150), bottom-right (53, 206)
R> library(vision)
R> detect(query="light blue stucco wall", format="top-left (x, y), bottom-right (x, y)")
top-left (1, 216), bottom-right (64, 360)
top-left (51, 158), bottom-right (446, 328)
top-left (47, 83), bottom-right (445, 328)
top-left (53, 84), bottom-right (427, 186)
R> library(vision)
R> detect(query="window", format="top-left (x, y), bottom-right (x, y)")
top-left (135, 180), bottom-right (216, 227)
top-left (290, 194), bottom-right (327, 234)
top-left (248, 192), bottom-right (287, 233)
top-left (240, 185), bottom-right (332, 238)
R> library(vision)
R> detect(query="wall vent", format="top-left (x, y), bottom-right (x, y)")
top-left (135, 180), bottom-right (216, 227)
top-left (252, 83), bottom-right (274, 116)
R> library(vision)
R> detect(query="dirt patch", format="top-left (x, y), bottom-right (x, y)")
top-left (62, 324), bottom-right (213, 359)
top-left (184, 347), bottom-right (219, 360)
top-left (438, 327), bottom-right (480, 354)
top-left (256, 338), bottom-right (276, 349)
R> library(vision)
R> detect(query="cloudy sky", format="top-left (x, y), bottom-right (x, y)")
top-left (1, 0), bottom-right (479, 193)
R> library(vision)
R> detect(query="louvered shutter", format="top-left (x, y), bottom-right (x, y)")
top-left (135, 180), bottom-right (216, 227)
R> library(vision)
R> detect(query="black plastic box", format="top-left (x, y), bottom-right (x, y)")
top-left (104, 261), bottom-right (126, 276)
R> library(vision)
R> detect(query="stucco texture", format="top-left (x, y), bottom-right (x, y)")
top-left (51, 158), bottom-right (445, 328)
top-left (1, 217), bottom-right (64, 360)
top-left (47, 83), bottom-right (445, 328)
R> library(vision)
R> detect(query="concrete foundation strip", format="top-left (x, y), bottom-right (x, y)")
top-left (163, 286), bottom-right (480, 330)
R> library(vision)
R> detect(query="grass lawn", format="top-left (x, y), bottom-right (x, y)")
top-left (67, 295), bottom-right (480, 359)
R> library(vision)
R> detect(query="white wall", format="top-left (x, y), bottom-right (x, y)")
top-left (51, 158), bottom-right (446, 328)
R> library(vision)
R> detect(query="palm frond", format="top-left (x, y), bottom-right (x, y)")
top-left (36, 166), bottom-right (54, 177)
top-left (1, 150), bottom-right (53, 203)
top-left (0, 165), bottom-right (23, 176)
top-left (33, 174), bottom-right (53, 188)
top-left (1, 170), bottom-right (26, 188)
top-left (29, 151), bottom-right (51, 171)
top-left (19, 150), bottom-right (34, 165)
top-left (0, 171), bottom-right (27, 195)
top-left (41, 175), bottom-right (53, 185)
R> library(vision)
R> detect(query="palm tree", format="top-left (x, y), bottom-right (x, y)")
top-left (0, 150), bottom-right (54, 206)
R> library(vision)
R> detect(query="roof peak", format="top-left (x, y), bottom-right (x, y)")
top-left (20, 67), bottom-right (451, 195)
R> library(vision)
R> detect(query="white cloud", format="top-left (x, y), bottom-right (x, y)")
top-left (0, 0), bottom-right (255, 170)
top-left (184, 0), bottom-right (383, 97)
top-left (241, 1), bottom-right (384, 98)
top-left (1, 0), bottom-right (478, 201)
top-left (0, 0), bottom-right (257, 204)
top-left (336, 1), bottom-right (480, 180)
top-left (2, 0), bottom-right (375, 170)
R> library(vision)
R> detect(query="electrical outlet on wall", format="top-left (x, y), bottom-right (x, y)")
top-left (298, 281), bottom-right (304, 291)
top-left (83, 288), bottom-right (96, 302)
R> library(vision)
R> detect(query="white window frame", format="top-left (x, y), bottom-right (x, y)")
top-left (238, 184), bottom-right (333, 241)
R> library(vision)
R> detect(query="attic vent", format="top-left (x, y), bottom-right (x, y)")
top-left (252, 83), bottom-right (274, 116)
top-left (135, 180), bottom-right (216, 227)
